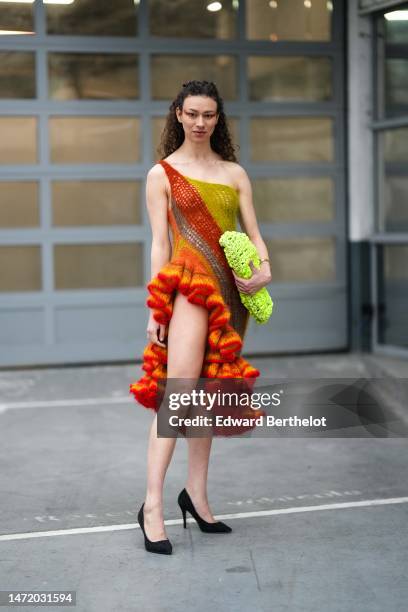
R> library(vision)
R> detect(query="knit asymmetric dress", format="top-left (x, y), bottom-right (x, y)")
top-left (129, 159), bottom-right (263, 431)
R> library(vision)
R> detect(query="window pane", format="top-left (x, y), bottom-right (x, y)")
top-left (246, 0), bottom-right (332, 41)
top-left (0, 117), bottom-right (37, 164)
top-left (264, 237), bottom-right (336, 282)
top-left (49, 117), bottom-right (140, 164)
top-left (0, 246), bottom-right (41, 292)
top-left (377, 4), bottom-right (408, 118)
top-left (151, 117), bottom-right (165, 161)
top-left (149, 0), bottom-right (237, 39)
top-left (377, 245), bottom-right (408, 348)
top-left (384, 127), bottom-right (408, 163)
top-left (379, 128), bottom-right (408, 232)
top-left (45, 0), bottom-right (138, 36)
top-left (0, 4), bottom-right (34, 35)
top-left (0, 52), bottom-right (35, 99)
top-left (54, 243), bottom-right (144, 289)
top-left (250, 117), bottom-right (333, 162)
top-left (384, 59), bottom-right (408, 118)
top-left (151, 117), bottom-right (239, 162)
top-left (151, 55), bottom-right (237, 101)
top-left (248, 56), bottom-right (332, 102)
top-left (253, 178), bottom-right (334, 223)
top-left (383, 177), bottom-right (408, 233)
top-left (52, 181), bottom-right (142, 226)
top-left (48, 53), bottom-right (139, 100)
top-left (383, 4), bottom-right (408, 44)
top-left (0, 182), bottom-right (39, 228)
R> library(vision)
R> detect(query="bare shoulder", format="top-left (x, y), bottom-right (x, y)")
top-left (146, 162), bottom-right (169, 193)
top-left (147, 162), bottom-right (165, 181)
top-left (223, 161), bottom-right (250, 190)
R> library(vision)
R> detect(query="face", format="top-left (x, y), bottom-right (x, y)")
top-left (176, 95), bottom-right (219, 141)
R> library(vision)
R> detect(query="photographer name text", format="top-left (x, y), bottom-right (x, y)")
top-left (167, 415), bottom-right (327, 428)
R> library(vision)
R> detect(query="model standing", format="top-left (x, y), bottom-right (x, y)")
top-left (130, 80), bottom-right (272, 554)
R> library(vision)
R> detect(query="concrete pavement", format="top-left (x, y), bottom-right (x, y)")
top-left (0, 351), bottom-right (407, 612)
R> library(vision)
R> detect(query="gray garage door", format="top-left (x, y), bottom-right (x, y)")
top-left (0, 0), bottom-right (347, 367)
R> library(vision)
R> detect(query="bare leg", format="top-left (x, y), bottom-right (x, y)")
top-left (143, 292), bottom-right (208, 541)
top-left (185, 436), bottom-right (218, 522)
top-left (143, 413), bottom-right (177, 541)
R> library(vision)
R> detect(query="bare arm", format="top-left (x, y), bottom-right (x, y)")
top-left (145, 165), bottom-right (171, 346)
top-left (234, 165), bottom-right (272, 294)
top-left (146, 165), bottom-right (171, 278)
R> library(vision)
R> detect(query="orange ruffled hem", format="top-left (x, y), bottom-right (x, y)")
top-left (129, 255), bottom-right (260, 412)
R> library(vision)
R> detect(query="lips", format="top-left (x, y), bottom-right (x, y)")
top-left (194, 131), bottom-right (206, 134)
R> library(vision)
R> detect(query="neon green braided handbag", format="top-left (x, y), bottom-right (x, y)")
top-left (219, 230), bottom-right (273, 324)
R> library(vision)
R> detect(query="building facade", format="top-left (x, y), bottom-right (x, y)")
top-left (0, 0), bottom-right (406, 367)
top-left (350, 0), bottom-right (408, 358)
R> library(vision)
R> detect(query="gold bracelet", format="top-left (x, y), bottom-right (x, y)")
top-left (259, 258), bottom-right (270, 264)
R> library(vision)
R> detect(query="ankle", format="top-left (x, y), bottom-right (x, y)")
top-left (144, 499), bottom-right (163, 513)
top-left (185, 486), bottom-right (208, 504)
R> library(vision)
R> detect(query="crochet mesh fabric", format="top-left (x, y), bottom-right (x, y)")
top-left (129, 159), bottom-right (262, 419)
top-left (219, 231), bottom-right (273, 324)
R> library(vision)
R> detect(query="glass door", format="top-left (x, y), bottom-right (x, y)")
top-left (371, 3), bottom-right (408, 356)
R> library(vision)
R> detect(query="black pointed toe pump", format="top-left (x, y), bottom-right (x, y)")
top-left (178, 488), bottom-right (232, 533)
top-left (137, 503), bottom-right (173, 555)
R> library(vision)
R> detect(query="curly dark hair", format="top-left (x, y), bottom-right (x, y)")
top-left (157, 80), bottom-right (239, 162)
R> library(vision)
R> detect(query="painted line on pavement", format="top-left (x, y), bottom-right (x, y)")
top-left (0, 396), bottom-right (132, 413)
top-left (1, 496), bottom-right (407, 542)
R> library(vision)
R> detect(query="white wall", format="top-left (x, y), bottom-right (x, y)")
top-left (347, 0), bottom-right (375, 241)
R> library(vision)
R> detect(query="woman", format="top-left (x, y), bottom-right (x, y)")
top-left (130, 80), bottom-right (272, 555)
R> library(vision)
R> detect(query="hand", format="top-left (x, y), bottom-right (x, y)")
top-left (232, 260), bottom-right (272, 296)
top-left (147, 313), bottom-right (167, 347)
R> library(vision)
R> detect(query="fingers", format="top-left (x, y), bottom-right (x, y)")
top-left (235, 279), bottom-right (258, 295)
top-left (234, 278), bottom-right (248, 292)
top-left (146, 323), bottom-right (167, 347)
top-left (234, 275), bottom-right (253, 294)
top-left (147, 333), bottom-right (167, 347)
top-left (240, 288), bottom-right (257, 295)
top-left (233, 261), bottom-right (263, 295)
top-left (236, 284), bottom-right (255, 295)
top-left (158, 324), bottom-right (167, 344)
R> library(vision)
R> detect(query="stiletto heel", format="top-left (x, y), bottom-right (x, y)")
top-left (177, 488), bottom-right (232, 533)
top-left (137, 503), bottom-right (172, 555)
top-left (180, 506), bottom-right (187, 528)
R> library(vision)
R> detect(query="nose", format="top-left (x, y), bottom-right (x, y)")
top-left (196, 115), bottom-right (205, 126)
